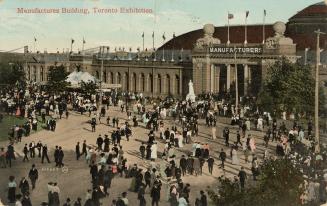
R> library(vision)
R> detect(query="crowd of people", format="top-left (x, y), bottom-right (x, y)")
top-left (0, 86), bottom-right (326, 206)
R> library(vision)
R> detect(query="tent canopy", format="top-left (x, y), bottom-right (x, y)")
top-left (66, 71), bottom-right (98, 86)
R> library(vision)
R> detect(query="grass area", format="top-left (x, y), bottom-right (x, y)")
top-left (0, 115), bottom-right (46, 142)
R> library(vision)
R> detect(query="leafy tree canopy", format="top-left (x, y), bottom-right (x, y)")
top-left (257, 58), bottom-right (325, 116)
top-left (47, 65), bottom-right (69, 94)
top-left (208, 158), bottom-right (305, 206)
top-left (0, 62), bottom-right (26, 88)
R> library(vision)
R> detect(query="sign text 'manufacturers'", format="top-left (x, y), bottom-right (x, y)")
top-left (209, 46), bottom-right (263, 54)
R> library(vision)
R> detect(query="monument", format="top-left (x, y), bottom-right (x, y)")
top-left (195, 24), bottom-right (221, 49)
top-left (186, 80), bottom-right (196, 102)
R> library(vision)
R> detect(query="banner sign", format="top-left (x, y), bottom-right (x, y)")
top-left (209, 46), bottom-right (263, 54)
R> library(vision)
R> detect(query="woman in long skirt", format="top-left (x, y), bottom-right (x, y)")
top-left (231, 148), bottom-right (240, 165)
top-left (7, 176), bottom-right (16, 203)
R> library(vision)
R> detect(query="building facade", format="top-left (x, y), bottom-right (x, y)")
top-left (11, 1), bottom-right (326, 98)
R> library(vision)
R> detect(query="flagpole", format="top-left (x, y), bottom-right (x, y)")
top-left (171, 33), bottom-right (175, 62)
top-left (34, 38), bottom-right (36, 53)
top-left (82, 38), bottom-right (85, 53)
top-left (152, 32), bottom-right (154, 50)
top-left (142, 32), bottom-right (145, 51)
top-left (244, 11), bottom-right (248, 45)
top-left (263, 10), bottom-right (266, 44)
top-left (227, 12), bottom-right (230, 45)
top-left (162, 33), bottom-right (165, 61)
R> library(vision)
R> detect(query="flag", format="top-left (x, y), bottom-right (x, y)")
top-left (34, 37), bottom-right (37, 42)
top-left (264, 9), bottom-right (266, 16)
top-left (152, 31), bottom-right (154, 38)
top-left (246, 11), bottom-right (249, 18)
top-left (173, 33), bottom-right (176, 38)
top-left (162, 33), bottom-right (166, 41)
top-left (228, 13), bottom-right (234, 19)
top-left (142, 32), bottom-right (144, 38)
top-left (83, 38), bottom-right (86, 44)
top-left (71, 39), bottom-right (75, 44)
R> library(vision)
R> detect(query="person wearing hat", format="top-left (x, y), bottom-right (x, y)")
top-left (63, 198), bottom-right (71, 206)
top-left (73, 197), bottom-right (82, 206)
top-left (15, 194), bottom-right (22, 206)
top-left (28, 164), bottom-right (38, 190)
top-left (121, 192), bottom-right (129, 205)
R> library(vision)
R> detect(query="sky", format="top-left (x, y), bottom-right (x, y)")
top-left (0, 0), bottom-right (322, 53)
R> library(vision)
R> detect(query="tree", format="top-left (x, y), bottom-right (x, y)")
top-left (207, 158), bottom-right (305, 206)
top-left (257, 58), bottom-right (325, 117)
top-left (80, 80), bottom-right (98, 94)
top-left (47, 65), bottom-right (69, 94)
top-left (0, 62), bottom-right (26, 88)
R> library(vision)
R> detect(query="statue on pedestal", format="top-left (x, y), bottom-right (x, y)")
top-left (186, 80), bottom-right (196, 102)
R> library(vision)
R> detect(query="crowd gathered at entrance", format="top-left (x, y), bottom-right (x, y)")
top-left (0, 85), bottom-right (327, 206)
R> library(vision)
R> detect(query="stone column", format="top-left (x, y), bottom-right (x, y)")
top-left (215, 65), bottom-right (220, 93)
top-left (210, 64), bottom-right (215, 93)
top-left (226, 64), bottom-right (231, 91)
top-left (154, 75), bottom-right (158, 95)
top-left (244, 64), bottom-right (249, 95)
top-left (205, 55), bottom-right (211, 93)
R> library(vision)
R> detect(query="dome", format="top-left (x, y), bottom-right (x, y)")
top-left (289, 1), bottom-right (327, 20)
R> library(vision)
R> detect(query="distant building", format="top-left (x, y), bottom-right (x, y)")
top-left (3, 1), bottom-right (325, 97)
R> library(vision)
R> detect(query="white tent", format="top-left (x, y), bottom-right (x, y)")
top-left (66, 71), bottom-right (98, 87)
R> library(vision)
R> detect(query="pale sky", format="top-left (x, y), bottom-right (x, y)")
top-left (0, 0), bottom-right (321, 53)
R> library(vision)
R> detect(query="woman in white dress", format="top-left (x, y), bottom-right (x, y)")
top-left (151, 143), bottom-right (158, 160)
top-left (177, 132), bottom-right (183, 148)
top-left (249, 137), bottom-right (256, 153)
top-left (231, 148), bottom-right (240, 165)
top-left (212, 126), bottom-right (216, 140)
top-left (86, 147), bottom-right (93, 164)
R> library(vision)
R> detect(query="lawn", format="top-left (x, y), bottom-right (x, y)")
top-left (0, 115), bottom-right (46, 142)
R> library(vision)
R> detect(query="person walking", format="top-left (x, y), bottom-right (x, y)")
top-left (219, 148), bottom-right (226, 169)
top-left (7, 176), bottom-right (17, 203)
top-left (207, 156), bottom-right (214, 175)
top-left (28, 164), bottom-right (38, 190)
top-left (150, 184), bottom-right (160, 206)
top-left (238, 167), bottom-right (247, 190)
top-left (23, 144), bottom-right (29, 162)
top-left (6, 144), bottom-right (15, 168)
top-left (75, 142), bottom-right (81, 160)
top-left (41, 144), bottom-right (50, 163)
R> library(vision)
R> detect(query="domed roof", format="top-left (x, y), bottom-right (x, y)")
top-left (289, 1), bottom-right (327, 19)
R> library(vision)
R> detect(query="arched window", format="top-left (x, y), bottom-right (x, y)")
top-left (133, 73), bottom-right (137, 92)
top-left (125, 72), bottom-right (128, 90)
top-left (40, 66), bottom-right (44, 81)
top-left (27, 66), bottom-right (31, 80)
top-left (175, 75), bottom-right (180, 94)
top-left (157, 74), bottom-right (162, 93)
top-left (103, 71), bottom-right (107, 83)
top-left (166, 74), bottom-right (171, 94)
top-left (140, 73), bottom-right (145, 92)
top-left (117, 72), bottom-right (121, 84)
top-left (110, 72), bottom-right (114, 84)
top-left (33, 66), bottom-right (37, 81)
top-left (149, 74), bottom-right (153, 92)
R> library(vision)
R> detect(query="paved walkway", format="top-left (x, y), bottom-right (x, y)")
top-left (0, 106), bottom-right (285, 205)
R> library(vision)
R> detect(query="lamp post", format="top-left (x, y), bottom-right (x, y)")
top-left (234, 47), bottom-right (239, 115)
top-left (314, 29), bottom-right (325, 153)
top-left (99, 46), bottom-right (104, 107)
